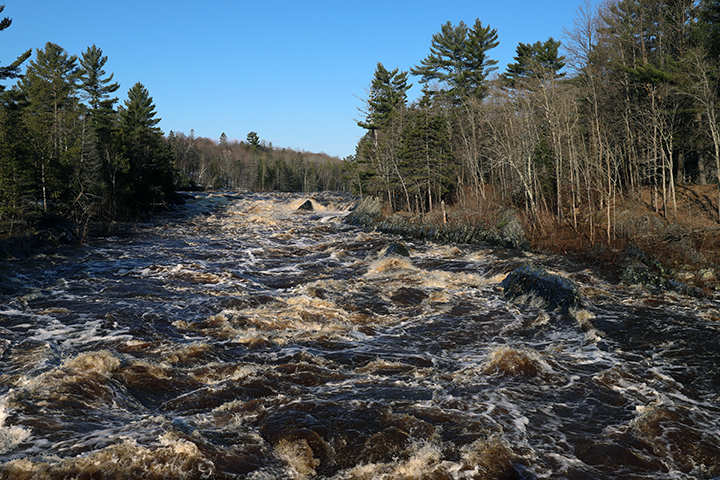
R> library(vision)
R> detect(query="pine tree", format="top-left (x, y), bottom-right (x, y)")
top-left (357, 63), bottom-right (411, 130)
top-left (119, 82), bottom-right (174, 213)
top-left (503, 38), bottom-right (566, 87)
top-left (699, 0), bottom-right (720, 61)
top-left (246, 131), bottom-right (260, 149)
top-left (356, 63), bottom-right (412, 205)
top-left (400, 101), bottom-right (453, 212)
top-left (411, 19), bottom-right (498, 103)
top-left (18, 42), bottom-right (81, 212)
top-left (78, 45), bottom-right (119, 111)
top-left (0, 5), bottom-right (31, 229)
top-left (0, 4), bottom-right (31, 92)
top-left (0, 89), bottom-right (30, 230)
top-left (77, 44), bottom-right (120, 225)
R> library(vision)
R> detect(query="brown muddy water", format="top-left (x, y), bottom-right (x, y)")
top-left (0, 192), bottom-right (719, 479)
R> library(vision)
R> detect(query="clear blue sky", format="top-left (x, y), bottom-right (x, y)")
top-left (1, 0), bottom-right (589, 158)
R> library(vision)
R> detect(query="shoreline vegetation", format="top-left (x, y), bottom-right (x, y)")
top-left (347, 185), bottom-right (720, 297)
top-left (1, 185), bottom-right (718, 300)
top-left (342, 0), bottom-right (720, 299)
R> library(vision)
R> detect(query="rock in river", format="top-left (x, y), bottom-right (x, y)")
top-left (383, 242), bottom-right (411, 258)
top-left (297, 199), bottom-right (314, 211)
top-left (501, 262), bottom-right (581, 312)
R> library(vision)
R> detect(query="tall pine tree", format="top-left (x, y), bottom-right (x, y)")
top-left (78, 44), bottom-right (121, 224)
top-left (119, 82), bottom-right (175, 214)
top-left (411, 19), bottom-right (499, 104)
top-left (18, 42), bottom-right (81, 212)
top-left (356, 63), bottom-right (411, 205)
top-left (503, 38), bottom-right (566, 87)
top-left (0, 4), bottom-right (31, 93)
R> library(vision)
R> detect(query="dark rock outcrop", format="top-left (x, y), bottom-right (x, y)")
top-left (344, 197), bottom-right (529, 250)
top-left (0, 214), bottom-right (79, 260)
top-left (297, 199), bottom-right (314, 211)
top-left (615, 209), bottom-right (667, 240)
top-left (383, 242), bottom-right (411, 258)
top-left (501, 262), bottom-right (582, 312)
top-left (345, 197), bottom-right (383, 228)
top-left (494, 208), bottom-right (529, 250)
top-left (620, 245), bottom-right (705, 297)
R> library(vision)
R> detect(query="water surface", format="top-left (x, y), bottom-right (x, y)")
top-left (0, 192), bottom-right (718, 479)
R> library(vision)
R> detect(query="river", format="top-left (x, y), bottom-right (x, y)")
top-left (0, 192), bottom-right (719, 479)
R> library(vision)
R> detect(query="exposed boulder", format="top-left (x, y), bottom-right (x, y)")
top-left (0, 213), bottom-right (79, 260)
top-left (345, 197), bottom-right (383, 228)
top-left (383, 242), bottom-right (411, 258)
top-left (297, 199), bottom-right (314, 211)
top-left (344, 198), bottom-right (529, 251)
top-left (615, 208), bottom-right (667, 240)
top-left (501, 262), bottom-right (581, 312)
top-left (496, 208), bottom-right (529, 250)
top-left (620, 245), bottom-right (705, 297)
top-left (390, 286), bottom-right (427, 306)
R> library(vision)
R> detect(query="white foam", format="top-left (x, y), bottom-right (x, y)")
top-left (0, 393), bottom-right (31, 454)
top-left (514, 416), bottom-right (530, 434)
top-left (28, 317), bottom-right (132, 349)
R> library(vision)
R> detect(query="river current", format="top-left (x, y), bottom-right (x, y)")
top-left (0, 192), bottom-right (719, 479)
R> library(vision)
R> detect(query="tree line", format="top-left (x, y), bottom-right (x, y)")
top-left (0, 5), bottom-right (175, 239)
top-left (0, 4), bottom-right (347, 241)
top-left (349, 0), bottom-right (720, 242)
top-left (168, 130), bottom-right (347, 194)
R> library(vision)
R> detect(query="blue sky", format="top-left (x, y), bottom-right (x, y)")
top-left (1, 1), bottom-right (589, 158)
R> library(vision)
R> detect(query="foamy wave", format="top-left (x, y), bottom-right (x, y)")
top-left (0, 396), bottom-right (30, 455)
top-left (0, 434), bottom-right (214, 479)
top-left (340, 437), bottom-right (521, 480)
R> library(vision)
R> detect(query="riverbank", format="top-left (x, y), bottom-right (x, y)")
top-left (347, 185), bottom-right (720, 296)
top-left (4, 188), bottom-right (719, 295)
top-left (0, 212), bottom-right (80, 260)
top-left (0, 193), bottom-right (198, 260)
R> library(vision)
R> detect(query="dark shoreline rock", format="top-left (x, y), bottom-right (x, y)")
top-left (383, 242), bottom-right (411, 257)
top-left (0, 213), bottom-right (79, 260)
top-left (620, 245), bottom-right (706, 297)
top-left (345, 197), bottom-right (384, 228)
top-left (345, 197), bottom-right (529, 250)
top-left (0, 196), bottom-right (212, 261)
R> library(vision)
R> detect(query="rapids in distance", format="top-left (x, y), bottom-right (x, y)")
top-left (0, 192), bottom-right (719, 479)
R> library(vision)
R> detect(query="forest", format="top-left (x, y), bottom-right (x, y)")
top-left (3, 0), bottom-right (720, 249)
top-left (168, 130), bottom-right (346, 194)
top-left (0, 5), bottom-right (346, 241)
top-left (350, 0), bottom-right (720, 244)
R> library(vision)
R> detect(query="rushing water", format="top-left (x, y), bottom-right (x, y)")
top-left (0, 192), bottom-right (719, 480)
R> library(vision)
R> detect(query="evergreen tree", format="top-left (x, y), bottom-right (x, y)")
top-left (18, 42), bottom-right (81, 212)
top-left (77, 44), bottom-right (120, 225)
top-left (78, 45), bottom-right (119, 111)
top-left (0, 4), bottom-right (31, 92)
top-left (356, 63), bottom-right (412, 205)
top-left (119, 82), bottom-right (174, 213)
top-left (698, 0), bottom-right (720, 61)
top-left (0, 5), bottom-right (31, 230)
top-left (357, 63), bottom-right (411, 130)
top-left (411, 19), bottom-right (499, 103)
top-left (399, 102), bottom-right (453, 212)
top-left (503, 38), bottom-right (566, 87)
top-left (0, 89), bottom-right (30, 229)
top-left (247, 131), bottom-right (260, 149)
